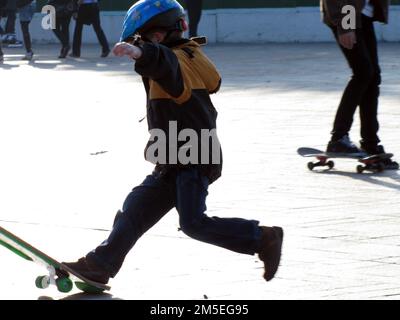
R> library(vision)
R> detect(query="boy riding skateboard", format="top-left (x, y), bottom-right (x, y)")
top-left (321, 0), bottom-right (398, 169)
top-left (64, 0), bottom-right (283, 285)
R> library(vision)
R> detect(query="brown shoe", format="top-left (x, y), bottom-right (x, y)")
top-left (258, 226), bottom-right (283, 281)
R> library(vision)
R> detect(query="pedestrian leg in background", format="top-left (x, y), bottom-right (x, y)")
top-left (18, 1), bottom-right (36, 60)
top-left (0, 11), bottom-right (3, 61)
top-left (0, 40), bottom-right (3, 62)
top-left (4, 0), bottom-right (22, 47)
top-left (71, 19), bottom-right (83, 57)
top-left (53, 15), bottom-right (72, 58)
top-left (185, 0), bottom-right (203, 38)
top-left (90, 3), bottom-right (109, 57)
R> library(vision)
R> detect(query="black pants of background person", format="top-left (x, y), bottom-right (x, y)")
top-left (330, 15), bottom-right (381, 150)
top-left (3, 0), bottom-right (16, 34)
top-left (185, 0), bottom-right (202, 38)
top-left (72, 3), bottom-right (109, 57)
top-left (3, 8), bottom-right (15, 34)
top-left (53, 15), bottom-right (71, 57)
top-left (20, 21), bottom-right (31, 52)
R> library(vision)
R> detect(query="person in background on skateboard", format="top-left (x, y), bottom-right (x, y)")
top-left (321, 0), bottom-right (398, 169)
top-left (64, 0), bottom-right (283, 285)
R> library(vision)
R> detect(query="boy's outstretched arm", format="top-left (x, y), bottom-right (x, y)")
top-left (113, 42), bottom-right (184, 99)
top-left (113, 42), bottom-right (143, 60)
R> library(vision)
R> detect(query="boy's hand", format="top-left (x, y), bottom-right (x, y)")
top-left (338, 31), bottom-right (357, 50)
top-left (113, 42), bottom-right (143, 60)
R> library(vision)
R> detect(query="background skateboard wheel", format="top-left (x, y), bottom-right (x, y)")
top-left (56, 277), bottom-right (73, 293)
top-left (377, 162), bottom-right (385, 172)
top-left (307, 162), bottom-right (314, 171)
top-left (357, 165), bottom-right (364, 174)
top-left (35, 275), bottom-right (50, 289)
top-left (327, 161), bottom-right (334, 169)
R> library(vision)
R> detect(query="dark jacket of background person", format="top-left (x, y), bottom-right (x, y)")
top-left (16, 0), bottom-right (33, 8)
top-left (320, 0), bottom-right (389, 34)
top-left (47, 0), bottom-right (77, 18)
top-left (71, 0), bottom-right (109, 57)
top-left (0, 0), bottom-right (7, 9)
top-left (5, 0), bottom-right (15, 10)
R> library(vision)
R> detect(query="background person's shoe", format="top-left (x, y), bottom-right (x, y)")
top-left (59, 45), bottom-right (70, 59)
top-left (63, 257), bottom-right (110, 284)
top-left (360, 144), bottom-right (385, 155)
top-left (101, 49), bottom-right (110, 58)
top-left (4, 34), bottom-right (23, 48)
top-left (258, 226), bottom-right (283, 281)
top-left (380, 158), bottom-right (399, 170)
top-left (22, 51), bottom-right (34, 61)
top-left (326, 135), bottom-right (362, 154)
top-left (360, 144), bottom-right (399, 170)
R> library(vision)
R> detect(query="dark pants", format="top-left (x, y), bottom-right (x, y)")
top-left (186, 0), bottom-right (203, 38)
top-left (72, 3), bottom-right (109, 55)
top-left (20, 21), bottom-right (31, 52)
top-left (87, 167), bottom-right (261, 277)
top-left (5, 9), bottom-right (16, 34)
top-left (330, 15), bottom-right (381, 148)
top-left (52, 15), bottom-right (71, 48)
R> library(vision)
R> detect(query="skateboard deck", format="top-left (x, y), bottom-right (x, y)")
top-left (0, 226), bottom-right (110, 294)
top-left (297, 147), bottom-right (393, 173)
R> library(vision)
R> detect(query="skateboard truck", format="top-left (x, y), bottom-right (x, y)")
top-left (307, 157), bottom-right (334, 171)
top-left (35, 265), bottom-right (74, 293)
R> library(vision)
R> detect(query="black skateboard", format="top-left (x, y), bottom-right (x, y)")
top-left (297, 147), bottom-right (393, 173)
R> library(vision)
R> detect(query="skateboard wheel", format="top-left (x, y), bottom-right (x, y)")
top-left (357, 165), bottom-right (364, 174)
top-left (307, 162), bottom-right (314, 171)
top-left (327, 161), bottom-right (334, 169)
top-left (56, 277), bottom-right (73, 293)
top-left (35, 275), bottom-right (50, 289)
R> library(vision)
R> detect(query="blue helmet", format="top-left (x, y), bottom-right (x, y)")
top-left (120, 0), bottom-right (185, 42)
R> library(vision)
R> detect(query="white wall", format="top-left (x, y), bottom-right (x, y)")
top-left (17, 6), bottom-right (400, 44)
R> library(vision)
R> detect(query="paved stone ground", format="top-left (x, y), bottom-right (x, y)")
top-left (0, 43), bottom-right (399, 300)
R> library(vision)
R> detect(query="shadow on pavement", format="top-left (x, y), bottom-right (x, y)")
top-left (316, 170), bottom-right (400, 191)
top-left (38, 293), bottom-right (123, 300)
top-left (2, 43), bottom-right (399, 96)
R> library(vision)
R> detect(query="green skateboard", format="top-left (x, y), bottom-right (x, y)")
top-left (0, 226), bottom-right (110, 294)
top-left (297, 147), bottom-right (394, 173)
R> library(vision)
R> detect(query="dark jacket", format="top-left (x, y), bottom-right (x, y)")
top-left (5, 0), bottom-right (16, 10)
top-left (135, 39), bottom-right (223, 184)
top-left (16, 0), bottom-right (33, 9)
top-left (0, 0), bottom-right (8, 9)
top-left (320, 0), bottom-right (390, 34)
top-left (47, 0), bottom-right (77, 17)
